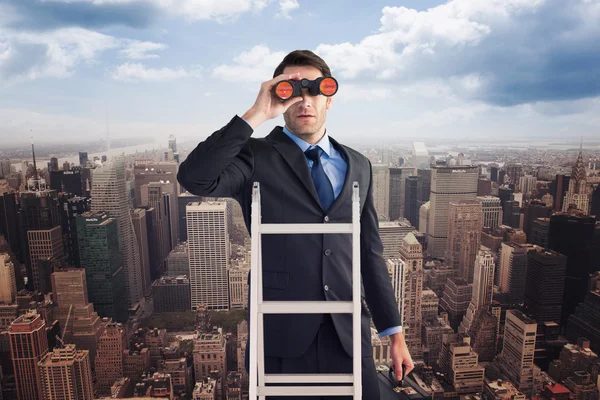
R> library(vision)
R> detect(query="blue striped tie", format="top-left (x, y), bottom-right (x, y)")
top-left (305, 146), bottom-right (334, 211)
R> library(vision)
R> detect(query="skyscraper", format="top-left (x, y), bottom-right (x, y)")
top-left (168, 135), bottom-right (177, 153)
top-left (91, 156), bottom-right (144, 307)
top-left (50, 269), bottom-right (106, 365)
top-left (524, 249), bottom-right (567, 324)
top-left (388, 167), bottom-right (414, 220)
top-left (552, 174), bottom-right (570, 212)
top-left (48, 157), bottom-right (59, 172)
top-left (504, 163), bottom-right (524, 187)
top-left (404, 175), bottom-right (420, 227)
top-left (62, 196), bottom-right (91, 269)
top-left (498, 243), bottom-right (530, 305)
top-left (446, 200), bottom-right (483, 283)
top-left (0, 191), bottom-right (21, 259)
top-left (78, 152), bottom-right (88, 166)
top-left (17, 190), bottom-right (61, 285)
top-left (27, 226), bottom-right (65, 293)
top-left (187, 202), bottom-right (230, 310)
top-left (565, 272), bottom-right (600, 353)
top-left (398, 233), bottom-right (424, 359)
top-left (548, 212), bottom-right (596, 326)
top-left (131, 208), bottom-right (152, 296)
top-left (460, 248), bottom-right (495, 334)
top-left (477, 196), bottom-right (503, 231)
top-left (523, 200), bottom-right (552, 239)
top-left (404, 168), bottom-right (432, 229)
top-left (166, 242), bottom-right (189, 276)
top-left (494, 310), bottom-right (537, 395)
top-left (563, 147), bottom-right (590, 214)
top-left (9, 312), bottom-right (48, 400)
top-left (428, 165), bottom-right (479, 258)
top-left (530, 217), bottom-right (550, 248)
top-left (38, 344), bottom-right (94, 400)
top-left (591, 186), bottom-right (600, 221)
top-left (76, 212), bottom-right (127, 322)
top-left (372, 164), bottom-right (390, 219)
top-left (498, 187), bottom-right (513, 210)
top-left (94, 322), bottom-right (126, 396)
top-left (140, 183), bottom-right (171, 274)
top-left (411, 142), bottom-right (430, 169)
top-left (0, 253), bottom-right (17, 304)
top-left (519, 175), bottom-right (537, 197)
top-left (178, 193), bottom-right (202, 242)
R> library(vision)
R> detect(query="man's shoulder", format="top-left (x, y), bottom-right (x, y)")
top-left (331, 139), bottom-right (371, 167)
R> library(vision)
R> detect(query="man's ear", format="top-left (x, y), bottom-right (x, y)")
top-left (326, 97), bottom-right (333, 110)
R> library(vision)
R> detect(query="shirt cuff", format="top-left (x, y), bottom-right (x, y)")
top-left (379, 326), bottom-right (403, 338)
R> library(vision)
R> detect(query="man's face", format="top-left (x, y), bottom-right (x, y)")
top-left (282, 65), bottom-right (332, 140)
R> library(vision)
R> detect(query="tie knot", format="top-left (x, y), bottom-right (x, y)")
top-left (304, 146), bottom-right (323, 162)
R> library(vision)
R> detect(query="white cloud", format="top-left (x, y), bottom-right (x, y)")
top-left (119, 40), bottom-right (167, 59)
top-left (315, 0), bottom-right (600, 106)
top-left (277, 0), bottom-right (299, 19)
top-left (212, 44), bottom-right (286, 82)
top-left (0, 27), bottom-right (118, 83)
top-left (112, 62), bottom-right (201, 82)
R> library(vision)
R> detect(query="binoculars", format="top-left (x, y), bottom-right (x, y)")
top-left (273, 77), bottom-right (338, 101)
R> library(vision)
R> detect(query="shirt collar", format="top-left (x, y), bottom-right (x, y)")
top-left (282, 125), bottom-right (332, 158)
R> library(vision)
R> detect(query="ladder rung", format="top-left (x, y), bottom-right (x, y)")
top-left (264, 374), bottom-right (354, 384)
top-left (259, 223), bottom-right (353, 234)
top-left (259, 301), bottom-right (354, 314)
top-left (258, 386), bottom-right (355, 396)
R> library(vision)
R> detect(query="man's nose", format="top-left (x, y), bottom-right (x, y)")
top-left (298, 89), bottom-right (313, 107)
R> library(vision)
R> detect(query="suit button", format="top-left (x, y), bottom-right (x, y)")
top-left (324, 285), bottom-right (329, 291)
top-left (324, 216), bottom-right (329, 222)
top-left (324, 249), bottom-right (331, 256)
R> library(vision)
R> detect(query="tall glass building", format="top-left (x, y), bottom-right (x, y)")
top-left (76, 211), bottom-right (127, 322)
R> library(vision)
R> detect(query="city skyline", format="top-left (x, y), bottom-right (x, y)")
top-left (1, 130), bottom-right (599, 399)
top-left (1, 0), bottom-right (600, 145)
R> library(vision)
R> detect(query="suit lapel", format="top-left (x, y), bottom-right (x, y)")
top-left (268, 128), bottom-right (322, 209)
top-left (267, 127), bottom-right (356, 215)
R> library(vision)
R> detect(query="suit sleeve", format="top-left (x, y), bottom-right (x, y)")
top-left (360, 160), bottom-right (402, 333)
top-left (177, 115), bottom-right (254, 198)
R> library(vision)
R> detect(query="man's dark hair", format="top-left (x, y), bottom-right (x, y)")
top-left (273, 50), bottom-right (332, 78)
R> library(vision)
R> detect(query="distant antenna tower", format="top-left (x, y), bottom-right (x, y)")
top-left (31, 136), bottom-right (39, 184)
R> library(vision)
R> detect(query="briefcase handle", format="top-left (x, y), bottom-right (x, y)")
top-left (388, 364), bottom-right (404, 390)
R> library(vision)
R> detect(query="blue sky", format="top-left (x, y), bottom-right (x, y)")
top-left (1, 0), bottom-right (599, 146)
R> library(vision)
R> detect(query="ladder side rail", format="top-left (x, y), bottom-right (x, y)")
top-left (249, 182), bottom-right (261, 400)
top-left (351, 182), bottom-right (362, 398)
top-left (257, 226), bottom-right (266, 400)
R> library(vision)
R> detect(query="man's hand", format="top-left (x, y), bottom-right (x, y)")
top-left (242, 73), bottom-right (303, 129)
top-left (390, 333), bottom-right (414, 381)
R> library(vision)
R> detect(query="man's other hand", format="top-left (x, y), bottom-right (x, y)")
top-left (242, 73), bottom-right (303, 129)
top-left (390, 332), bottom-right (415, 381)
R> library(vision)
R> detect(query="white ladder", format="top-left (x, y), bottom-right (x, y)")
top-left (248, 181), bottom-right (362, 398)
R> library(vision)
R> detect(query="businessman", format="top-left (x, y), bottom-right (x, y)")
top-left (177, 50), bottom-right (414, 399)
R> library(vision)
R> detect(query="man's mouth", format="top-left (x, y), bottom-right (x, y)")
top-left (297, 114), bottom-right (314, 119)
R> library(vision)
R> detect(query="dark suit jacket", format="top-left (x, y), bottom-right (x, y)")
top-left (177, 115), bottom-right (401, 361)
